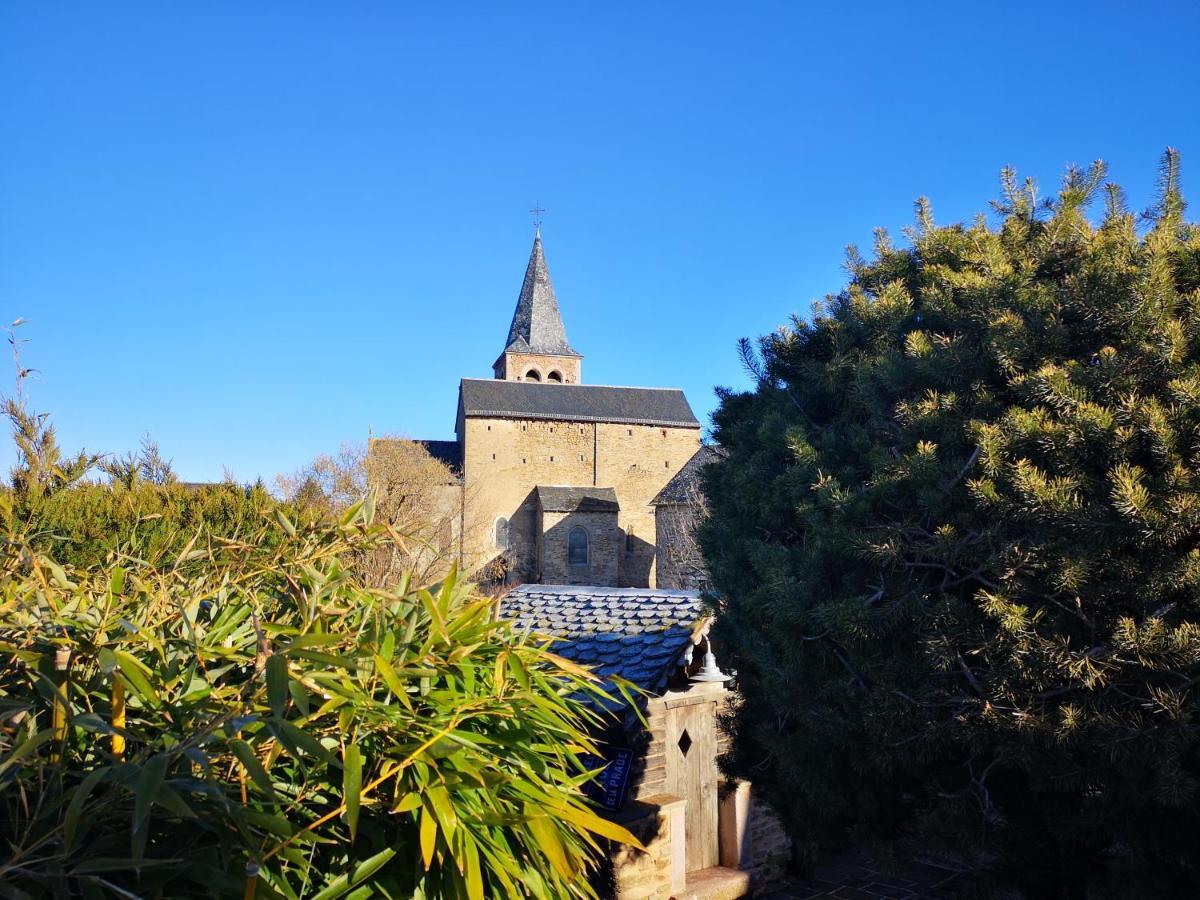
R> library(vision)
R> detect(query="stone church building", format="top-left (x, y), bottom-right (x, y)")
top-left (373, 230), bottom-right (708, 589)
top-left (371, 232), bottom-right (791, 897)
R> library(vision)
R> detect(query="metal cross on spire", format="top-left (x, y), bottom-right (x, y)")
top-left (529, 203), bottom-right (546, 231)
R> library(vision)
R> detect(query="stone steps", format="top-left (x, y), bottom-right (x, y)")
top-left (676, 865), bottom-right (752, 900)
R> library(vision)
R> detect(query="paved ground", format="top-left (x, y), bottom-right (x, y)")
top-left (762, 853), bottom-right (968, 900)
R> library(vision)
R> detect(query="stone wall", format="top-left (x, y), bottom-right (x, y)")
top-left (497, 350), bottom-right (582, 384)
top-left (743, 797), bottom-right (792, 889)
top-left (654, 502), bottom-right (707, 591)
top-left (608, 794), bottom-right (685, 899)
top-left (538, 507), bottom-right (621, 585)
top-left (460, 416), bottom-right (700, 586)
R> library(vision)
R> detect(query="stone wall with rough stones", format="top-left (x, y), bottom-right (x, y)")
top-left (608, 795), bottom-right (683, 900)
top-left (496, 350), bottom-right (582, 384)
top-left (654, 503), bottom-right (707, 591)
top-left (459, 417), bottom-right (700, 586)
top-left (743, 798), bottom-right (792, 890)
top-left (538, 507), bottom-right (620, 585)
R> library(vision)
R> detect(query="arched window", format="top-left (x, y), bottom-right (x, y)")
top-left (494, 517), bottom-right (509, 550)
top-left (525, 369), bottom-right (541, 382)
top-left (546, 370), bottom-right (563, 383)
top-left (567, 527), bottom-right (589, 566)
top-left (625, 526), bottom-right (635, 555)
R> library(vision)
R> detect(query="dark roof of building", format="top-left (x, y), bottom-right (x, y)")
top-left (499, 584), bottom-right (704, 696)
top-left (459, 379), bottom-right (700, 428)
top-left (651, 445), bottom-right (726, 505)
top-left (501, 231), bottom-right (580, 359)
top-left (536, 485), bottom-right (619, 513)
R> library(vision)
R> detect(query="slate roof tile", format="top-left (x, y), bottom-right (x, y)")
top-left (499, 584), bottom-right (704, 697)
top-left (459, 379), bottom-right (699, 428)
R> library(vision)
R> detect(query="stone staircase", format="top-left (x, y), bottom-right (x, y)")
top-left (675, 865), bottom-right (752, 900)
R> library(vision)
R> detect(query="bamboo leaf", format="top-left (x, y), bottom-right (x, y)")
top-left (419, 804), bottom-right (437, 869)
top-left (114, 651), bottom-right (158, 707)
top-left (309, 847), bottom-right (396, 900)
top-left (343, 744), bottom-right (362, 840)
top-left (65, 766), bottom-right (109, 851)
top-left (231, 740), bottom-right (278, 805)
top-left (0, 728), bottom-right (54, 777)
top-left (266, 654), bottom-right (288, 718)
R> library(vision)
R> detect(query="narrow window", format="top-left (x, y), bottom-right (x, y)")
top-left (627, 429), bottom-right (632, 436)
top-left (661, 429), bottom-right (666, 438)
top-left (665, 460), bottom-right (670, 468)
top-left (625, 526), bottom-right (635, 554)
top-left (568, 527), bottom-right (589, 566)
top-left (494, 517), bottom-right (509, 550)
top-left (491, 453), bottom-right (496, 460)
top-left (550, 455), bottom-right (555, 462)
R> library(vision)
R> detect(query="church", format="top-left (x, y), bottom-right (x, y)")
top-left (373, 229), bottom-right (707, 589)
top-left (370, 231), bottom-right (791, 897)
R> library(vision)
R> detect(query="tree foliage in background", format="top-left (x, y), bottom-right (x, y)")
top-left (702, 151), bottom-right (1200, 897)
top-left (0, 501), bottom-right (637, 899)
top-left (278, 439), bottom-right (496, 588)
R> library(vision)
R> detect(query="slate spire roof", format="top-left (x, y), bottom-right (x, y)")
top-left (502, 231), bottom-right (581, 358)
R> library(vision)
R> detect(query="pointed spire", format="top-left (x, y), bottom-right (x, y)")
top-left (502, 231), bottom-right (579, 357)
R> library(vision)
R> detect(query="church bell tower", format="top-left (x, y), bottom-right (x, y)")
top-left (493, 230), bottom-right (583, 384)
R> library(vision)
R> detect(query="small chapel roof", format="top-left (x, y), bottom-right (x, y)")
top-left (536, 485), bottom-right (620, 513)
top-left (459, 379), bottom-right (700, 428)
top-left (500, 584), bottom-right (704, 696)
top-left (651, 445), bottom-right (726, 505)
top-left (501, 230), bottom-right (581, 359)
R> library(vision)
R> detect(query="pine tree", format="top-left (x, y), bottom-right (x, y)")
top-left (702, 152), bottom-right (1200, 897)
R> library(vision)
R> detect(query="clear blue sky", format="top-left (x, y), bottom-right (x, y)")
top-left (3, 2), bottom-right (1198, 483)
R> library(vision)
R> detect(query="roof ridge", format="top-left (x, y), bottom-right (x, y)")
top-left (460, 377), bottom-right (689, 393)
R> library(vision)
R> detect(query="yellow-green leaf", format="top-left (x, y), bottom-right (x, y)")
top-left (343, 744), bottom-right (363, 840)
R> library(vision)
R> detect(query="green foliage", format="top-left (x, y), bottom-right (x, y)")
top-left (703, 151), bottom-right (1200, 896)
top-left (10, 479), bottom-right (305, 570)
top-left (0, 502), bottom-right (637, 898)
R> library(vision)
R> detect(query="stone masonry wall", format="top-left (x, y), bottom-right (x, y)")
top-left (654, 503), bottom-right (706, 591)
top-left (538, 508), bottom-right (620, 585)
top-left (744, 797), bottom-right (792, 890)
top-left (460, 417), bottom-right (700, 586)
top-left (609, 795), bottom-right (683, 900)
top-left (497, 350), bottom-right (582, 384)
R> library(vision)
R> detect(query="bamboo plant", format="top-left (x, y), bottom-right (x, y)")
top-left (0, 499), bottom-right (639, 898)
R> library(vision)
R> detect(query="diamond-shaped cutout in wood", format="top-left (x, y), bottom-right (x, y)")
top-left (678, 729), bottom-right (692, 757)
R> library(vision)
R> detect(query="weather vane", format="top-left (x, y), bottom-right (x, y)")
top-left (530, 203), bottom-right (545, 230)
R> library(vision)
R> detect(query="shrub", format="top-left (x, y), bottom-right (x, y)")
top-left (0, 500), bottom-right (636, 898)
top-left (703, 152), bottom-right (1200, 896)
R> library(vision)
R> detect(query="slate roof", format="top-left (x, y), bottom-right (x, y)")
top-left (499, 584), bottom-right (704, 696)
top-left (459, 379), bottom-right (700, 428)
top-left (536, 485), bottom-right (620, 513)
top-left (651, 445), bottom-right (726, 505)
top-left (502, 231), bottom-right (581, 358)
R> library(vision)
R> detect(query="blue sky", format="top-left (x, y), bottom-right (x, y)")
top-left (2, 2), bottom-right (1198, 483)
